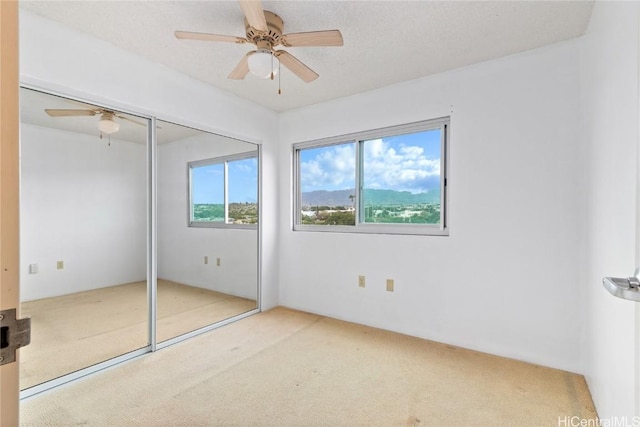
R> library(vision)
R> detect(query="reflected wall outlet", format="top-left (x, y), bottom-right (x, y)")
top-left (216, 257), bottom-right (221, 266)
top-left (204, 256), bottom-right (209, 265)
top-left (56, 260), bottom-right (64, 270)
top-left (358, 275), bottom-right (365, 288)
top-left (386, 279), bottom-right (394, 292)
top-left (29, 264), bottom-right (38, 274)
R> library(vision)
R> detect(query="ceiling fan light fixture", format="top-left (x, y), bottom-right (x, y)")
top-left (97, 117), bottom-right (120, 134)
top-left (248, 51), bottom-right (279, 79)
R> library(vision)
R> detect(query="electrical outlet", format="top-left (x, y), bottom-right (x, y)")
top-left (204, 256), bottom-right (209, 265)
top-left (386, 279), bottom-right (394, 292)
top-left (57, 260), bottom-right (64, 270)
top-left (358, 275), bottom-right (365, 288)
top-left (216, 257), bottom-right (221, 266)
top-left (29, 264), bottom-right (38, 274)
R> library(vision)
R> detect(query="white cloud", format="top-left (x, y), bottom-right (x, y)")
top-left (363, 139), bottom-right (440, 193)
top-left (229, 159), bottom-right (256, 173)
top-left (300, 137), bottom-right (440, 193)
top-left (300, 143), bottom-right (355, 191)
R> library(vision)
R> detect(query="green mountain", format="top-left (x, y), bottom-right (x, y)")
top-left (363, 188), bottom-right (440, 205)
top-left (301, 188), bottom-right (440, 207)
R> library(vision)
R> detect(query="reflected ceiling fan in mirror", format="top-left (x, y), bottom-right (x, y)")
top-left (174, 0), bottom-right (343, 93)
top-left (44, 108), bottom-right (146, 143)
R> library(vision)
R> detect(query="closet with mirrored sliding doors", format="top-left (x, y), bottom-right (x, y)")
top-left (18, 86), bottom-right (260, 397)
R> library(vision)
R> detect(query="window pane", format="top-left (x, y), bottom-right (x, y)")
top-left (191, 163), bottom-right (224, 222)
top-left (362, 129), bottom-right (441, 224)
top-left (299, 143), bottom-right (356, 225)
top-left (227, 157), bottom-right (258, 224)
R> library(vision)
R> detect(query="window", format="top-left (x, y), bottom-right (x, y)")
top-left (294, 118), bottom-right (448, 235)
top-left (188, 152), bottom-right (258, 228)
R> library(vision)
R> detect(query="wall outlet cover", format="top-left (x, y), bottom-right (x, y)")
top-left (386, 279), bottom-right (394, 292)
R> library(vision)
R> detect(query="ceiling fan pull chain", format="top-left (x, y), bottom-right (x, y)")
top-left (270, 53), bottom-right (275, 81)
top-left (278, 60), bottom-right (282, 95)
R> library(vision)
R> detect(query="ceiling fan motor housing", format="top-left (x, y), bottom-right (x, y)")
top-left (245, 11), bottom-right (283, 47)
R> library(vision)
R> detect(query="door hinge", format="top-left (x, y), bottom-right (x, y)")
top-left (0, 308), bottom-right (31, 365)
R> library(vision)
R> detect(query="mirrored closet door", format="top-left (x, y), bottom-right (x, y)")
top-left (19, 88), bottom-right (150, 390)
top-left (18, 88), bottom-right (260, 394)
top-left (156, 120), bottom-right (259, 343)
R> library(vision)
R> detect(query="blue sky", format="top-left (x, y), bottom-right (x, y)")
top-left (192, 157), bottom-right (258, 204)
top-left (300, 129), bottom-right (441, 193)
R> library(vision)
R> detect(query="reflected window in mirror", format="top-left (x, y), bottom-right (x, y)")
top-left (188, 152), bottom-right (258, 228)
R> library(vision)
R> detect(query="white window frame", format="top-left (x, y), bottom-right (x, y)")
top-left (293, 117), bottom-right (449, 236)
top-left (188, 151), bottom-right (258, 229)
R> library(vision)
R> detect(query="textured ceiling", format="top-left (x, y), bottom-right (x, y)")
top-left (20, 1), bottom-right (594, 113)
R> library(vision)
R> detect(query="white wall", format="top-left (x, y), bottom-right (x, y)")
top-left (158, 133), bottom-right (258, 299)
top-left (22, 6), bottom-right (640, 418)
top-left (580, 1), bottom-right (640, 420)
top-left (278, 40), bottom-right (585, 373)
top-left (20, 124), bottom-right (146, 301)
top-left (19, 10), bottom-right (280, 308)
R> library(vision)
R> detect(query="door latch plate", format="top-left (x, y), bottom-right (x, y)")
top-left (0, 308), bottom-right (31, 365)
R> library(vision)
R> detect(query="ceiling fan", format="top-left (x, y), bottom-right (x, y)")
top-left (44, 108), bottom-right (145, 136)
top-left (174, 0), bottom-right (343, 84)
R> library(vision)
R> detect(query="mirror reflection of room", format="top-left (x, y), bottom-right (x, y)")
top-left (19, 88), bottom-right (149, 390)
top-left (18, 88), bottom-right (259, 392)
top-left (156, 120), bottom-right (258, 343)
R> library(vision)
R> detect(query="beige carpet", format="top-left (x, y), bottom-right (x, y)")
top-left (19, 280), bottom-right (256, 390)
top-left (20, 307), bottom-right (597, 426)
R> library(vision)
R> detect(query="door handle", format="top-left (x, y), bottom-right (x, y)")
top-left (602, 274), bottom-right (640, 302)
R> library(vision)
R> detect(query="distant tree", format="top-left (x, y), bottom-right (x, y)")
top-left (316, 211), bottom-right (329, 221)
top-left (325, 211), bottom-right (355, 225)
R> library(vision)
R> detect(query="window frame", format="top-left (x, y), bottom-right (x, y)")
top-left (188, 151), bottom-right (258, 229)
top-left (293, 117), bottom-right (449, 236)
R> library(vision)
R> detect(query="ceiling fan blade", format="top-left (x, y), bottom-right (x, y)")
top-left (274, 51), bottom-right (319, 83)
top-left (174, 31), bottom-right (247, 44)
top-left (115, 114), bottom-right (147, 127)
top-left (282, 30), bottom-right (344, 47)
top-left (239, 1), bottom-right (267, 32)
top-left (228, 51), bottom-right (254, 80)
top-left (45, 109), bottom-right (96, 117)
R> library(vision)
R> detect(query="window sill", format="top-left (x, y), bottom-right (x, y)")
top-left (293, 223), bottom-right (448, 236)
top-left (189, 222), bottom-right (257, 230)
